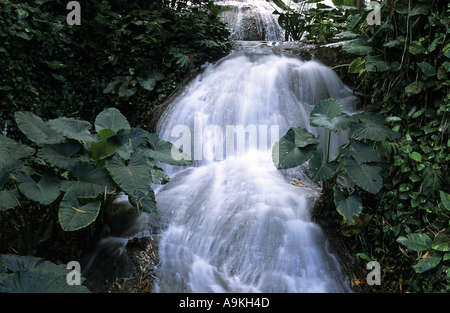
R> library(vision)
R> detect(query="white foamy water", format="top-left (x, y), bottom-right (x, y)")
top-left (153, 42), bottom-right (357, 292)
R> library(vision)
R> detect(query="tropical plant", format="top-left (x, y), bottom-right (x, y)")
top-left (0, 0), bottom-right (232, 140)
top-left (272, 98), bottom-right (400, 225)
top-left (0, 108), bottom-right (191, 256)
top-left (0, 253), bottom-right (90, 293)
top-left (315, 0), bottom-right (450, 292)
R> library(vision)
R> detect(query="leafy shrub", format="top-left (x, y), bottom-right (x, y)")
top-left (314, 0), bottom-right (450, 292)
top-left (272, 97), bottom-right (400, 225)
top-left (0, 108), bottom-right (191, 257)
top-left (0, 0), bottom-right (232, 139)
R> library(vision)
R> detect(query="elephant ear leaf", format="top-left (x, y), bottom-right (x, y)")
top-left (15, 171), bottom-right (61, 206)
top-left (47, 117), bottom-right (99, 143)
top-left (94, 108), bottom-right (130, 133)
top-left (272, 126), bottom-right (319, 169)
top-left (14, 111), bottom-right (66, 147)
top-left (58, 188), bottom-right (101, 231)
top-left (309, 98), bottom-right (350, 133)
top-left (333, 187), bottom-right (362, 225)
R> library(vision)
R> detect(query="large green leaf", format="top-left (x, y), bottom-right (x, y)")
top-left (308, 148), bottom-right (338, 181)
top-left (333, 187), bottom-right (362, 225)
top-left (16, 171), bottom-right (61, 206)
top-left (309, 98), bottom-right (350, 132)
top-left (0, 189), bottom-right (21, 210)
top-left (107, 128), bottom-right (149, 160)
top-left (350, 112), bottom-right (401, 140)
top-left (440, 191), bottom-right (450, 210)
top-left (397, 233), bottom-right (432, 252)
top-left (417, 61), bottom-right (436, 77)
top-left (14, 111), bottom-right (66, 147)
top-left (37, 141), bottom-right (82, 169)
top-left (0, 254), bottom-right (69, 275)
top-left (137, 75), bottom-right (156, 91)
top-left (412, 251), bottom-right (442, 274)
top-left (272, 127), bottom-right (319, 169)
top-left (144, 133), bottom-right (193, 166)
top-left (340, 139), bottom-right (379, 163)
top-left (94, 108), bottom-right (130, 133)
top-left (106, 151), bottom-right (152, 199)
top-left (342, 38), bottom-right (372, 55)
top-left (0, 269), bottom-right (90, 293)
top-left (90, 128), bottom-right (120, 161)
top-left (47, 117), bottom-right (99, 143)
top-left (59, 189), bottom-right (101, 231)
top-left (61, 161), bottom-right (116, 197)
top-left (365, 55), bottom-right (391, 72)
top-left (343, 157), bottom-right (382, 194)
top-left (431, 237), bottom-right (450, 252)
top-left (129, 190), bottom-right (157, 215)
top-left (348, 57), bottom-right (365, 74)
top-left (0, 135), bottom-right (35, 160)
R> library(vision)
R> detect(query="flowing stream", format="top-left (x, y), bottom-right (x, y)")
top-left (153, 34), bottom-right (358, 291)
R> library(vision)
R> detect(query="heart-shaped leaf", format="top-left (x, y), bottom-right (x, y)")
top-left (59, 189), bottom-right (101, 231)
top-left (106, 151), bottom-right (152, 199)
top-left (333, 187), bottom-right (362, 225)
top-left (94, 108), bottom-right (130, 133)
top-left (272, 127), bottom-right (318, 169)
top-left (15, 111), bottom-right (66, 147)
top-left (310, 98), bottom-right (350, 132)
top-left (344, 157), bottom-right (383, 194)
top-left (16, 171), bottom-right (61, 206)
top-left (350, 112), bottom-right (401, 140)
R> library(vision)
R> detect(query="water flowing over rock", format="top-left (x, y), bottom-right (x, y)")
top-left (217, 0), bottom-right (285, 41)
top-left (153, 42), bottom-right (358, 292)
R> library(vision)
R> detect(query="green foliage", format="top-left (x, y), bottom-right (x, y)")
top-left (0, 254), bottom-right (90, 293)
top-left (272, 98), bottom-right (399, 225)
top-left (0, 108), bottom-right (190, 254)
top-left (0, 0), bottom-right (232, 139)
top-left (314, 0), bottom-right (450, 292)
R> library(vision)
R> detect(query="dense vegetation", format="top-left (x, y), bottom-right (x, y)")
top-left (0, 0), bottom-right (232, 139)
top-left (0, 0), bottom-right (231, 285)
top-left (2, 0), bottom-right (450, 293)
top-left (270, 0), bottom-right (450, 292)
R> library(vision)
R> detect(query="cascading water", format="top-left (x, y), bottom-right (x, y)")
top-left (152, 40), bottom-right (358, 292)
top-left (216, 0), bottom-right (286, 41)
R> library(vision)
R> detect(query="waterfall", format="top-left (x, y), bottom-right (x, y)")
top-left (216, 1), bottom-right (286, 41)
top-left (153, 40), bottom-right (357, 292)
